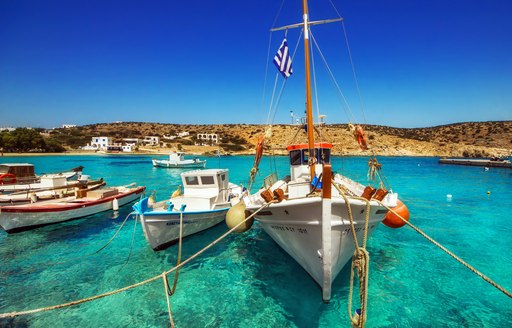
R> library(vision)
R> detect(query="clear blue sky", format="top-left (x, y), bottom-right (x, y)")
top-left (0, 0), bottom-right (510, 128)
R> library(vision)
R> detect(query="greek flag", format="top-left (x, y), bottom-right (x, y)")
top-left (273, 38), bottom-right (293, 78)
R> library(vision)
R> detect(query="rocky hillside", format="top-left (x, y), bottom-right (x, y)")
top-left (51, 121), bottom-right (512, 157)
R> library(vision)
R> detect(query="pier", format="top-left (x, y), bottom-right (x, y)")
top-left (439, 158), bottom-right (511, 168)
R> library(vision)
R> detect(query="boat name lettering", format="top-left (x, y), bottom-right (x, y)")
top-left (270, 225), bottom-right (308, 234)
top-left (166, 220), bottom-right (192, 226)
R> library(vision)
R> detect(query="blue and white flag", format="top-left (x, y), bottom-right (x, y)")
top-left (273, 38), bottom-right (293, 78)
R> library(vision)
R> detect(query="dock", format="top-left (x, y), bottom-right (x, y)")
top-left (439, 158), bottom-right (511, 168)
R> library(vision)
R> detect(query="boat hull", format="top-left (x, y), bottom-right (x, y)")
top-left (248, 196), bottom-right (384, 287)
top-left (139, 208), bottom-right (229, 250)
top-left (0, 187), bottom-right (145, 233)
top-left (152, 159), bottom-right (206, 168)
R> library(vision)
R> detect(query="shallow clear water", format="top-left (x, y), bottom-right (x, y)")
top-left (0, 155), bottom-right (511, 327)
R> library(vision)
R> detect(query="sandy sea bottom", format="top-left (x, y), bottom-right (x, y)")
top-left (0, 155), bottom-right (511, 327)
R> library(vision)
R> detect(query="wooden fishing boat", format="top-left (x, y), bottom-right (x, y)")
top-left (238, 0), bottom-right (408, 302)
top-left (0, 164), bottom-right (84, 193)
top-left (0, 184), bottom-right (146, 233)
top-left (0, 178), bottom-right (106, 206)
top-left (152, 152), bottom-right (206, 168)
top-left (133, 169), bottom-right (241, 250)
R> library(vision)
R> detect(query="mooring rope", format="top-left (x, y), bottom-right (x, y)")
top-left (0, 201), bottom-right (275, 320)
top-left (31, 211), bottom-right (136, 270)
top-left (171, 211), bottom-right (184, 295)
top-left (335, 181), bottom-right (371, 328)
top-left (376, 200), bottom-right (512, 299)
top-left (162, 272), bottom-right (176, 328)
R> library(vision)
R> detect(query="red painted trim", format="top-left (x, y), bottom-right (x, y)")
top-left (286, 143), bottom-right (332, 151)
top-left (1, 187), bottom-right (145, 213)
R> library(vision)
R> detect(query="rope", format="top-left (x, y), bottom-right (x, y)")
top-left (108, 213), bottom-right (140, 278)
top-left (0, 201), bottom-right (276, 319)
top-left (171, 211), bottom-right (184, 295)
top-left (31, 211), bottom-right (136, 269)
top-left (162, 272), bottom-right (175, 328)
top-left (334, 180), bottom-right (371, 328)
top-left (376, 200), bottom-right (512, 299)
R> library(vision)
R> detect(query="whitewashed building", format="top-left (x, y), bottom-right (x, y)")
top-left (143, 136), bottom-right (160, 145)
top-left (90, 136), bottom-right (112, 150)
top-left (197, 133), bottom-right (219, 144)
top-left (123, 138), bottom-right (139, 146)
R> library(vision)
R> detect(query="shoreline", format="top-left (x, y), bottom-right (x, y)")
top-left (0, 151), bottom-right (506, 159)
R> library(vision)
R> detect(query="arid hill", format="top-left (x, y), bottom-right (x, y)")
top-left (52, 121), bottom-right (512, 157)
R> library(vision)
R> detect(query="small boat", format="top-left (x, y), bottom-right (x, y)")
top-left (133, 169), bottom-right (242, 250)
top-left (0, 184), bottom-right (146, 233)
top-left (151, 152), bottom-right (206, 168)
top-left (0, 164), bottom-right (84, 193)
top-left (0, 178), bottom-right (106, 206)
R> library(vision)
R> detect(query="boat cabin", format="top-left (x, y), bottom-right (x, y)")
top-left (181, 169), bottom-right (230, 200)
top-left (0, 163), bottom-right (37, 184)
top-left (287, 143), bottom-right (332, 181)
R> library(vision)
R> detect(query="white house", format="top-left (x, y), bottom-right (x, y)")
top-left (90, 136), bottom-right (112, 150)
top-left (143, 136), bottom-right (160, 145)
top-left (178, 131), bottom-right (190, 137)
top-left (62, 124), bottom-right (77, 129)
top-left (123, 138), bottom-right (139, 146)
top-left (122, 145), bottom-right (133, 152)
top-left (197, 133), bottom-right (219, 144)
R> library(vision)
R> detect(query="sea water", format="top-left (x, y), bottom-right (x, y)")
top-left (0, 155), bottom-right (511, 327)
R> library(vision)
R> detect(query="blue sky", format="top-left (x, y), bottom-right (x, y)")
top-left (0, 0), bottom-right (510, 129)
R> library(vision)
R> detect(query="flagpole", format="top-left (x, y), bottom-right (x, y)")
top-left (302, 0), bottom-right (316, 183)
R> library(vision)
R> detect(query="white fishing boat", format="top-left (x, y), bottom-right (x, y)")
top-left (133, 169), bottom-right (242, 250)
top-left (152, 152), bottom-right (206, 168)
top-left (0, 184), bottom-right (146, 233)
top-left (233, 0), bottom-right (409, 303)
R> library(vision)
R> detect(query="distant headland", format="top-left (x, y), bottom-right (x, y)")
top-left (1, 121), bottom-right (511, 158)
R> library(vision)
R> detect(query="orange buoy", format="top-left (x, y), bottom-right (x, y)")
top-left (383, 200), bottom-right (409, 228)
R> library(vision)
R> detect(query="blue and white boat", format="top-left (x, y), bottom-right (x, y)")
top-left (133, 169), bottom-right (242, 250)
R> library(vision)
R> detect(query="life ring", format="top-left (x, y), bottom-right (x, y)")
top-left (354, 125), bottom-right (368, 150)
top-left (382, 200), bottom-right (409, 228)
top-left (0, 173), bottom-right (16, 185)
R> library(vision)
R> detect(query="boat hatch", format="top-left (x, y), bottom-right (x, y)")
top-left (287, 144), bottom-right (332, 166)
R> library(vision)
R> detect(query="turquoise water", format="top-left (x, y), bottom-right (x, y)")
top-left (0, 155), bottom-right (511, 327)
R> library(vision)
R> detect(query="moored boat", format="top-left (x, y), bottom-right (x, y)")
top-left (0, 164), bottom-right (84, 193)
top-left (0, 184), bottom-right (146, 233)
top-left (0, 178), bottom-right (106, 206)
top-left (235, 0), bottom-right (409, 303)
top-left (133, 169), bottom-right (241, 250)
top-left (152, 152), bottom-right (206, 168)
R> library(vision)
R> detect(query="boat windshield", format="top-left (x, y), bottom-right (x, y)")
top-left (289, 148), bottom-right (331, 166)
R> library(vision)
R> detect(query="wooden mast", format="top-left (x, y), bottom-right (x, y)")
top-left (302, 0), bottom-right (316, 182)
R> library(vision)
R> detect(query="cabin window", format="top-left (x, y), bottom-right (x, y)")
top-left (185, 176), bottom-right (199, 185)
top-left (200, 176), bottom-right (215, 185)
top-left (220, 174), bottom-right (226, 181)
top-left (316, 148), bottom-right (331, 164)
top-left (289, 150), bottom-right (302, 165)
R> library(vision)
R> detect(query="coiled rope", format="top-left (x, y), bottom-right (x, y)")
top-left (335, 181), bottom-right (371, 328)
top-left (0, 201), bottom-right (275, 321)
